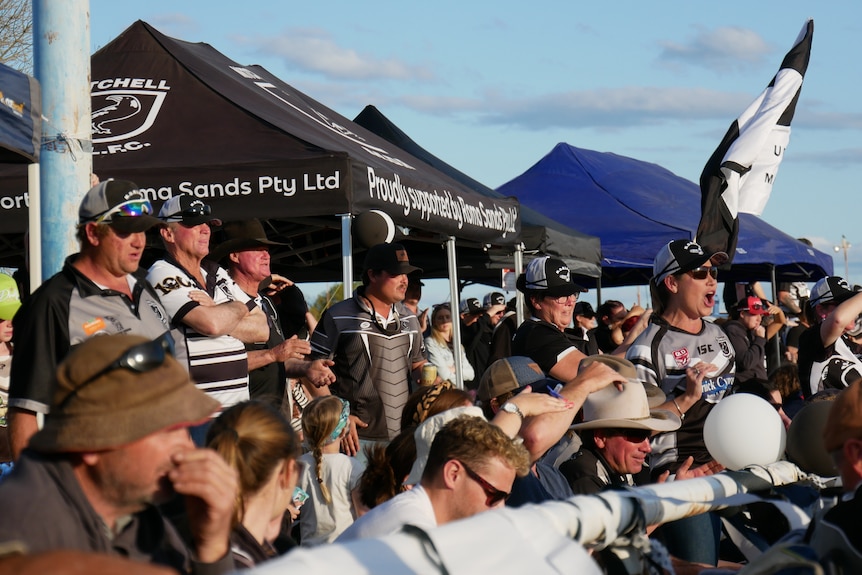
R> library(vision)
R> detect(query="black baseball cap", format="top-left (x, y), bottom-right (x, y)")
top-left (363, 243), bottom-right (422, 275)
top-left (652, 239), bottom-right (728, 285)
top-left (516, 256), bottom-right (586, 297)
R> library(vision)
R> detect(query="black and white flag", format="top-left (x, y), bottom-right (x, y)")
top-left (696, 19), bottom-right (813, 262)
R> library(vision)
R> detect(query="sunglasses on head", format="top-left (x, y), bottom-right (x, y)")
top-left (459, 460), bottom-right (509, 507)
top-left (59, 333), bottom-right (176, 409)
top-left (96, 198), bottom-right (154, 224)
top-left (686, 266), bottom-right (719, 280)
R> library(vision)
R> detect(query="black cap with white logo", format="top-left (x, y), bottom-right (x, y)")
top-left (516, 256), bottom-right (587, 297)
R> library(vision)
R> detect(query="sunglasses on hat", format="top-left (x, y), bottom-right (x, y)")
top-left (95, 198), bottom-right (154, 224)
top-left (59, 333), bottom-right (176, 409)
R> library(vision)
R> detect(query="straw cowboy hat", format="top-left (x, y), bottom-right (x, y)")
top-left (571, 358), bottom-right (681, 433)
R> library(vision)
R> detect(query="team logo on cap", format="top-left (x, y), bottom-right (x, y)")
top-left (555, 265), bottom-right (571, 282)
top-left (682, 241), bottom-right (704, 256)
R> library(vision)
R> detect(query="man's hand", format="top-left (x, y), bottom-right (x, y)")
top-left (340, 415), bottom-right (368, 456)
top-left (657, 456), bottom-right (725, 482)
top-left (187, 290), bottom-right (216, 307)
top-left (169, 448), bottom-right (238, 564)
top-left (272, 336), bottom-right (312, 363)
top-left (304, 358), bottom-right (336, 387)
top-left (508, 386), bottom-right (574, 418)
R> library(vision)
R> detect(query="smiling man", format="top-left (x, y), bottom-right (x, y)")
top-left (8, 180), bottom-right (174, 460)
top-left (310, 243), bottom-right (426, 455)
top-left (0, 334), bottom-right (237, 574)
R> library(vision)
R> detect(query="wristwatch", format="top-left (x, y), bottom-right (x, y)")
top-left (501, 401), bottom-right (524, 421)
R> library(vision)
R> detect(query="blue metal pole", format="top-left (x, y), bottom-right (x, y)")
top-left (33, 0), bottom-right (91, 281)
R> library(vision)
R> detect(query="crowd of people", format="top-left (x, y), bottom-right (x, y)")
top-left (0, 179), bottom-right (859, 573)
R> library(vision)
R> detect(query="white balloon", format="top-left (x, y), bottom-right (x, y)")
top-left (703, 393), bottom-right (787, 470)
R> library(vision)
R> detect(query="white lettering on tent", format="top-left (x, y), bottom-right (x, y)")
top-left (259, 176), bottom-right (297, 196)
top-left (90, 79), bottom-right (170, 91)
top-left (178, 179), bottom-right (253, 197)
top-left (366, 167), bottom-right (516, 237)
top-left (0, 193), bottom-right (28, 210)
top-left (303, 172), bottom-right (340, 191)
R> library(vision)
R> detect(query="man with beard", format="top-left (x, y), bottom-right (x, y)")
top-left (310, 243), bottom-right (427, 456)
top-left (0, 334), bottom-right (237, 574)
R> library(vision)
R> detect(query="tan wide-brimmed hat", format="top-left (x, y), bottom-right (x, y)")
top-left (580, 355), bottom-right (665, 408)
top-left (30, 334), bottom-right (219, 453)
top-left (570, 370), bottom-right (681, 433)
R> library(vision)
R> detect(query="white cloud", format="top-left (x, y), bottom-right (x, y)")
top-left (235, 28), bottom-right (435, 82)
top-left (658, 26), bottom-right (773, 72)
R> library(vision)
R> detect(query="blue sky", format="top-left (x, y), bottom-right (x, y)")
top-left (89, 1), bottom-right (862, 310)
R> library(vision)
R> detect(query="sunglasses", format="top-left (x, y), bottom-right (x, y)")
top-left (96, 198), bottom-right (154, 224)
top-left (686, 266), bottom-right (719, 280)
top-left (371, 307), bottom-right (402, 336)
top-left (59, 333), bottom-right (176, 409)
top-left (608, 428), bottom-right (652, 443)
top-left (460, 461), bottom-right (509, 507)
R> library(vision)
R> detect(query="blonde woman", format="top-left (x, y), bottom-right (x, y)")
top-left (207, 401), bottom-right (303, 568)
top-left (425, 304), bottom-right (475, 386)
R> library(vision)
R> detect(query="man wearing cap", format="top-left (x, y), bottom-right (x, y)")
top-left (560, 356), bottom-right (681, 495)
top-left (147, 196), bottom-right (269, 433)
top-left (568, 301), bottom-right (599, 356)
top-left (797, 276), bottom-right (862, 399)
top-left (310, 242), bottom-right (427, 454)
top-left (460, 292), bottom-right (505, 384)
top-left (8, 180), bottom-right (176, 460)
top-left (511, 256), bottom-right (592, 382)
top-left (722, 296), bottom-right (786, 385)
top-left (0, 334), bottom-right (237, 573)
top-left (210, 219), bottom-right (336, 408)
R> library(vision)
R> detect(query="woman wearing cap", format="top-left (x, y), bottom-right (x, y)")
top-left (425, 304), bottom-right (475, 387)
top-left (797, 276), bottom-right (862, 399)
top-left (625, 239), bottom-right (734, 566)
top-left (722, 296), bottom-right (786, 385)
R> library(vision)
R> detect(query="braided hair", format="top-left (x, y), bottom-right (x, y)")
top-left (301, 396), bottom-right (346, 504)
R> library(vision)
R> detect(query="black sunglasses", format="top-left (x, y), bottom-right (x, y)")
top-left (370, 306), bottom-right (401, 336)
top-left (59, 334), bottom-right (176, 409)
top-left (460, 461), bottom-right (509, 507)
top-left (608, 428), bottom-right (652, 443)
top-left (686, 266), bottom-right (719, 280)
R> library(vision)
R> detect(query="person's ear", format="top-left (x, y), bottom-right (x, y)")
top-left (664, 274), bottom-right (680, 294)
top-left (159, 225), bottom-right (174, 243)
top-left (441, 459), bottom-right (461, 490)
top-left (593, 431), bottom-right (608, 449)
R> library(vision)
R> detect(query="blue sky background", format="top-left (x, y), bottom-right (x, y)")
top-left (89, 1), bottom-right (862, 312)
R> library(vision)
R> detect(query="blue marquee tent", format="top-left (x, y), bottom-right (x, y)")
top-left (497, 143), bottom-right (832, 286)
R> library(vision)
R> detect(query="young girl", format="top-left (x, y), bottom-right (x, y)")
top-left (298, 396), bottom-right (364, 545)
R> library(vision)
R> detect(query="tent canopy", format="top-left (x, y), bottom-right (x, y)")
top-left (498, 143), bottom-right (832, 286)
top-left (0, 62), bottom-right (41, 164)
top-left (353, 105), bottom-right (601, 278)
top-left (0, 21), bottom-right (523, 280)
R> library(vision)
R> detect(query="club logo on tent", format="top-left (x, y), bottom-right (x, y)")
top-left (90, 85), bottom-right (168, 154)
